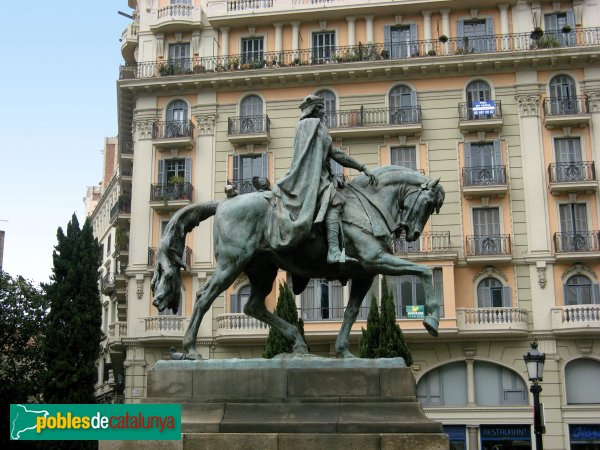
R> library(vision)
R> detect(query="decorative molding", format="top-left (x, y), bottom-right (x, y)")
top-left (552, 2), bottom-right (561, 12)
top-left (319, 21), bottom-right (327, 31)
top-left (537, 266), bottom-right (547, 289)
top-left (231, 273), bottom-right (249, 291)
top-left (573, 0), bottom-right (583, 25)
top-left (156, 33), bottom-right (164, 58)
top-left (248, 26), bottom-right (256, 36)
top-left (462, 342), bottom-right (477, 359)
top-left (192, 31), bottom-right (201, 55)
top-left (194, 113), bottom-right (218, 135)
top-left (134, 120), bottom-right (154, 140)
top-left (175, 33), bottom-right (182, 43)
top-left (531, 2), bottom-right (542, 28)
top-left (473, 265), bottom-right (507, 283)
top-left (562, 263), bottom-right (597, 281)
top-left (470, 9), bottom-right (478, 19)
top-left (136, 278), bottom-right (144, 300)
top-left (516, 94), bottom-right (540, 117)
top-left (586, 90), bottom-right (600, 113)
top-left (394, 15), bottom-right (402, 25)
top-left (576, 340), bottom-right (593, 355)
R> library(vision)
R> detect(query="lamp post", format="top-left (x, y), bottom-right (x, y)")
top-left (524, 341), bottom-right (546, 450)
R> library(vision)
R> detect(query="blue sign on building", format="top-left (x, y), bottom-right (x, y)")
top-left (472, 100), bottom-right (496, 116)
top-left (570, 424), bottom-right (600, 443)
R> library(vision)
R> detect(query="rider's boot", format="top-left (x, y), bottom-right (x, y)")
top-left (326, 204), bottom-right (358, 264)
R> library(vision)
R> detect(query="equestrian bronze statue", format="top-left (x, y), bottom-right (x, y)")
top-left (151, 96), bottom-right (445, 359)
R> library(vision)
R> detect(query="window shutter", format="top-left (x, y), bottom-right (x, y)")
top-left (493, 140), bottom-right (502, 166)
top-left (230, 293), bottom-right (238, 313)
top-left (409, 24), bottom-right (417, 55)
top-left (457, 20), bottom-right (465, 49)
top-left (158, 159), bottom-right (166, 184)
top-left (261, 153), bottom-right (268, 178)
top-left (485, 18), bottom-right (496, 51)
top-left (502, 286), bottom-right (512, 307)
top-left (464, 141), bottom-right (472, 167)
top-left (592, 284), bottom-right (600, 304)
top-left (184, 157), bottom-right (192, 183)
top-left (566, 10), bottom-right (576, 27)
top-left (233, 155), bottom-right (240, 182)
top-left (384, 25), bottom-right (391, 55)
top-left (545, 14), bottom-right (558, 31)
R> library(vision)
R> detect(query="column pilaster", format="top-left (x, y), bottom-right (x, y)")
top-left (364, 16), bottom-right (374, 43)
top-left (346, 17), bottom-right (356, 46)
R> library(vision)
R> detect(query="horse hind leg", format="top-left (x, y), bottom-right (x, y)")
top-left (335, 276), bottom-right (373, 358)
top-left (244, 266), bottom-right (308, 355)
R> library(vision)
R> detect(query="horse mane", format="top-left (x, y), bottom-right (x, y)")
top-left (351, 166), bottom-right (445, 214)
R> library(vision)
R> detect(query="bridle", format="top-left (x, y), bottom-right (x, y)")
top-left (399, 182), bottom-right (431, 227)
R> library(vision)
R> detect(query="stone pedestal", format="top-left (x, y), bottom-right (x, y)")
top-left (140, 356), bottom-right (448, 450)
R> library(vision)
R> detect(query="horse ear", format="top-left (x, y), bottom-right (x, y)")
top-left (428, 178), bottom-right (440, 189)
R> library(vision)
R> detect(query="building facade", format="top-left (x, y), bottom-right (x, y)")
top-left (99, 0), bottom-right (600, 448)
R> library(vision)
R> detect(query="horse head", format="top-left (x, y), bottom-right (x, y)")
top-left (399, 177), bottom-right (445, 242)
top-left (151, 245), bottom-right (184, 313)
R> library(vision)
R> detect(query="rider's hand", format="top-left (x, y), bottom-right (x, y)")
top-left (363, 166), bottom-right (378, 186)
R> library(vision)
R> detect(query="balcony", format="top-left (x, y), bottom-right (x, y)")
top-left (551, 305), bottom-right (600, 335)
top-left (458, 101), bottom-right (503, 133)
top-left (142, 316), bottom-right (190, 339)
top-left (110, 197), bottom-right (131, 224)
top-left (461, 166), bottom-right (508, 199)
top-left (150, 3), bottom-right (203, 32)
top-left (548, 162), bottom-right (597, 194)
top-left (543, 96), bottom-right (590, 129)
top-left (215, 313), bottom-right (269, 341)
top-left (107, 322), bottom-right (127, 346)
top-left (148, 246), bottom-right (192, 269)
top-left (149, 182), bottom-right (193, 211)
top-left (100, 273), bottom-right (115, 295)
top-left (457, 307), bottom-right (528, 335)
top-left (327, 106), bottom-right (422, 139)
top-left (120, 22), bottom-right (138, 64)
top-left (554, 231), bottom-right (600, 260)
top-left (152, 121), bottom-right (194, 149)
top-left (465, 235), bottom-right (512, 262)
top-left (227, 115), bottom-right (270, 145)
top-left (392, 231), bottom-right (456, 261)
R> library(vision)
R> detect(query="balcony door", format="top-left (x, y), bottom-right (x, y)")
top-left (240, 95), bottom-right (263, 133)
top-left (241, 37), bottom-right (264, 65)
top-left (312, 31), bottom-right (335, 63)
top-left (232, 153), bottom-right (268, 194)
top-left (559, 203), bottom-right (588, 251)
top-left (477, 277), bottom-right (510, 308)
top-left (545, 11), bottom-right (576, 46)
top-left (549, 75), bottom-right (577, 115)
top-left (458, 18), bottom-right (495, 53)
top-left (168, 43), bottom-right (190, 71)
top-left (316, 89), bottom-right (337, 128)
top-left (464, 141), bottom-right (502, 185)
top-left (564, 275), bottom-right (600, 306)
top-left (554, 137), bottom-right (583, 181)
top-left (301, 279), bottom-right (344, 321)
top-left (389, 85), bottom-right (417, 124)
top-left (472, 207), bottom-right (501, 254)
top-left (166, 100), bottom-right (188, 137)
top-left (466, 80), bottom-right (493, 119)
top-left (384, 24), bottom-right (417, 59)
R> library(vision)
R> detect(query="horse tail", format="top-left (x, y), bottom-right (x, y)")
top-left (175, 201), bottom-right (220, 234)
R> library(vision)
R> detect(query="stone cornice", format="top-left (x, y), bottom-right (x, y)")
top-left (516, 94), bottom-right (541, 117)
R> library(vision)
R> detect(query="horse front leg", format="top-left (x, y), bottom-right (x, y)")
top-left (335, 276), bottom-right (373, 358)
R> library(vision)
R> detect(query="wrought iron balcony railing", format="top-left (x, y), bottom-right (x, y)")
top-left (229, 177), bottom-right (271, 195)
top-left (301, 306), bottom-right (345, 321)
top-left (554, 231), bottom-right (600, 253)
top-left (548, 162), bottom-right (596, 183)
top-left (393, 231), bottom-right (452, 254)
top-left (466, 235), bottom-right (512, 256)
top-left (119, 28), bottom-right (600, 80)
top-left (458, 100), bottom-right (502, 121)
top-left (152, 120), bottom-right (194, 140)
top-left (227, 115), bottom-right (270, 135)
top-left (150, 182), bottom-right (193, 202)
top-left (148, 246), bottom-right (192, 268)
top-left (462, 166), bottom-right (507, 187)
top-left (325, 106), bottom-right (421, 129)
top-left (544, 96), bottom-right (589, 116)
top-left (110, 197), bottom-right (131, 223)
top-left (100, 273), bottom-right (115, 292)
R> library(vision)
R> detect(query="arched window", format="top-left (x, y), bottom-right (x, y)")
top-left (239, 95), bottom-right (264, 133)
top-left (564, 275), bottom-right (599, 305)
top-left (165, 100), bottom-right (189, 138)
top-left (465, 80), bottom-right (494, 119)
top-left (231, 285), bottom-right (251, 313)
top-left (315, 89), bottom-right (336, 128)
top-left (565, 359), bottom-right (600, 404)
top-left (477, 277), bottom-right (511, 308)
top-left (474, 361), bottom-right (527, 406)
top-left (388, 85), bottom-right (418, 124)
top-left (417, 362), bottom-right (467, 406)
top-left (549, 75), bottom-right (577, 114)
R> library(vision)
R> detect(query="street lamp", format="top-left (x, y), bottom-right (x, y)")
top-left (524, 341), bottom-right (546, 450)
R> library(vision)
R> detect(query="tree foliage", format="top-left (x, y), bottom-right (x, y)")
top-left (42, 214), bottom-right (102, 406)
top-left (359, 277), bottom-right (413, 366)
top-left (0, 271), bottom-right (47, 445)
top-left (263, 282), bottom-right (307, 358)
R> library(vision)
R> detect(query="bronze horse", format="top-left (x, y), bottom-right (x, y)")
top-left (151, 166), bottom-right (445, 359)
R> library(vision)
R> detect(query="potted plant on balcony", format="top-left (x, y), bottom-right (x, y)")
top-left (428, 49), bottom-right (437, 56)
top-left (530, 27), bottom-right (544, 40)
top-left (193, 64), bottom-right (206, 74)
top-left (229, 57), bottom-right (239, 70)
top-left (381, 49), bottom-right (390, 59)
top-left (561, 24), bottom-right (572, 33)
top-left (168, 175), bottom-right (186, 199)
top-left (438, 34), bottom-right (448, 43)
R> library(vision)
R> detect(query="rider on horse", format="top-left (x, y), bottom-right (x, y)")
top-left (270, 94), bottom-right (378, 264)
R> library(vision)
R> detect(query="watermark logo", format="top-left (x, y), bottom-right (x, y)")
top-left (10, 404), bottom-right (181, 440)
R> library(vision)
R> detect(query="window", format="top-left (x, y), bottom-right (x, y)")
top-left (316, 89), bottom-right (336, 128)
top-left (417, 362), bottom-right (468, 406)
top-left (388, 86), bottom-right (418, 124)
top-left (391, 146), bottom-right (417, 171)
top-left (232, 153), bottom-right (268, 194)
top-left (548, 75), bottom-right (577, 114)
top-left (301, 279), bottom-right (344, 321)
top-left (457, 18), bottom-right (495, 53)
top-left (387, 268), bottom-right (443, 318)
top-left (241, 37), bottom-right (264, 65)
top-left (358, 278), bottom-right (380, 320)
top-left (107, 235), bottom-right (112, 256)
top-left (157, 158), bottom-right (192, 199)
top-left (167, 43), bottom-right (191, 71)
top-left (464, 141), bottom-right (504, 185)
top-left (465, 80), bottom-right (496, 119)
top-left (384, 24), bottom-right (417, 59)
top-left (545, 11), bottom-right (576, 46)
top-left (475, 361), bottom-right (527, 405)
top-left (477, 277), bottom-right (511, 308)
top-left (565, 359), bottom-right (600, 404)
top-left (239, 95), bottom-right (264, 133)
top-left (471, 207), bottom-right (502, 255)
top-left (558, 203), bottom-right (589, 251)
top-left (165, 100), bottom-right (189, 137)
top-left (312, 31), bottom-right (335, 63)
top-left (554, 137), bottom-right (586, 182)
top-left (231, 285), bottom-right (251, 313)
top-left (564, 275), bottom-right (600, 305)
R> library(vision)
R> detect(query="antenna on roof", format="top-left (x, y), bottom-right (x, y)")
top-left (118, 11), bottom-right (134, 19)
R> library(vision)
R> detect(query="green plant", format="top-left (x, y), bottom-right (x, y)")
top-left (158, 63), bottom-right (175, 76)
top-left (427, 49), bottom-right (437, 56)
top-left (438, 34), bottom-right (448, 43)
top-left (532, 35), bottom-right (560, 48)
top-left (530, 27), bottom-right (543, 40)
top-left (561, 25), bottom-right (572, 33)
top-left (193, 64), bottom-right (206, 74)
top-left (229, 57), bottom-right (239, 69)
top-left (169, 175), bottom-right (185, 184)
top-left (381, 49), bottom-right (390, 59)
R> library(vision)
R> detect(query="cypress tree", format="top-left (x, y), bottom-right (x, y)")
top-left (378, 277), bottom-right (413, 366)
top-left (359, 294), bottom-right (380, 358)
top-left (43, 214), bottom-right (102, 405)
top-left (263, 282), bottom-right (307, 358)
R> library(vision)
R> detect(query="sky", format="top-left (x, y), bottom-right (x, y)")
top-left (0, 1), bottom-right (130, 285)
